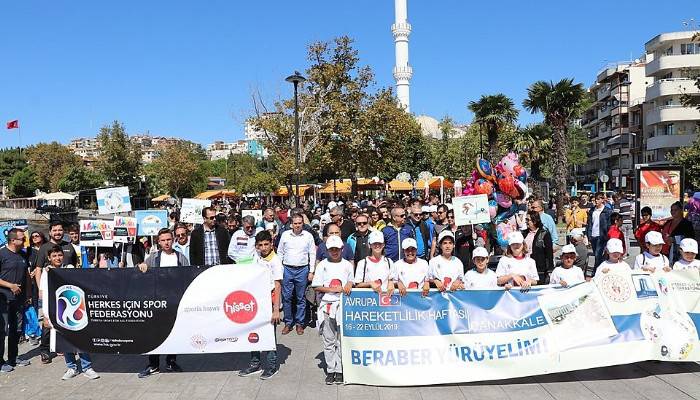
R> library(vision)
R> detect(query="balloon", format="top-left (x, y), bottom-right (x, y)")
top-left (473, 178), bottom-right (494, 196)
top-left (488, 199), bottom-right (497, 218)
top-left (495, 192), bottom-right (512, 208)
top-left (497, 175), bottom-right (519, 198)
top-left (499, 152), bottom-right (520, 176)
top-left (476, 158), bottom-right (496, 182)
top-left (515, 180), bottom-right (528, 200)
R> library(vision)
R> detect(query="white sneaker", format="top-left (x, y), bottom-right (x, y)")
top-left (62, 368), bottom-right (79, 380)
top-left (83, 368), bottom-right (100, 380)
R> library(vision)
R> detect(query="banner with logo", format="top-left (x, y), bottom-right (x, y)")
top-left (637, 167), bottom-right (683, 221)
top-left (47, 264), bottom-right (275, 354)
top-left (96, 186), bottom-right (132, 214)
top-left (341, 270), bottom-right (700, 386)
top-left (0, 219), bottom-right (29, 246)
top-left (135, 210), bottom-right (168, 236)
top-left (180, 198), bottom-right (211, 224)
top-left (79, 220), bottom-right (115, 247)
top-left (452, 194), bottom-right (490, 226)
top-left (113, 216), bottom-right (137, 244)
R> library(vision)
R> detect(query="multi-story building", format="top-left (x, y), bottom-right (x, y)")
top-left (642, 31), bottom-right (700, 165)
top-left (206, 140), bottom-right (249, 160)
top-left (68, 134), bottom-right (184, 165)
top-left (579, 60), bottom-right (647, 191)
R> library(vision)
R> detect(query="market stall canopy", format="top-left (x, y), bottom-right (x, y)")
top-left (194, 190), bottom-right (237, 200)
top-left (416, 177), bottom-right (453, 190)
top-left (318, 180), bottom-right (351, 194)
top-left (37, 191), bottom-right (76, 200)
top-left (151, 194), bottom-right (172, 202)
top-left (387, 180), bottom-right (413, 191)
top-left (273, 185), bottom-right (313, 197)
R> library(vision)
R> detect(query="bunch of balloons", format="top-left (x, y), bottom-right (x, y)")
top-left (461, 152), bottom-right (529, 248)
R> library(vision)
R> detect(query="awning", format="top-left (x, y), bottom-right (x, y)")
top-left (194, 190), bottom-right (237, 200)
top-left (606, 134), bottom-right (630, 147)
top-left (318, 180), bottom-right (351, 194)
top-left (388, 180), bottom-right (413, 191)
top-left (416, 177), bottom-right (453, 190)
top-left (273, 185), bottom-right (313, 197)
top-left (151, 194), bottom-right (171, 202)
top-left (37, 192), bottom-right (75, 200)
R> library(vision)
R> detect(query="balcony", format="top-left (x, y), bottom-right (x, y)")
top-left (645, 105), bottom-right (700, 126)
top-left (611, 126), bottom-right (630, 136)
top-left (598, 125), bottom-right (612, 139)
top-left (598, 106), bottom-right (612, 119)
top-left (599, 147), bottom-right (610, 159)
top-left (646, 54), bottom-right (700, 77)
top-left (597, 85), bottom-right (611, 101)
top-left (646, 78), bottom-right (699, 100)
top-left (647, 134), bottom-right (698, 150)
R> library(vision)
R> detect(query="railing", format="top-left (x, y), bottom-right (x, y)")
top-left (646, 77), bottom-right (696, 88)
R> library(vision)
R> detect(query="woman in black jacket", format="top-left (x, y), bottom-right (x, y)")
top-left (522, 211), bottom-right (553, 284)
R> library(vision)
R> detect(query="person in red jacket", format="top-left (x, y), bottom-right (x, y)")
top-left (607, 212), bottom-right (626, 256)
top-left (634, 206), bottom-right (661, 253)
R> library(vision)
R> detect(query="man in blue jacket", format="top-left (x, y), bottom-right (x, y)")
top-left (382, 207), bottom-right (415, 261)
top-left (586, 193), bottom-right (612, 276)
top-left (405, 205), bottom-right (433, 260)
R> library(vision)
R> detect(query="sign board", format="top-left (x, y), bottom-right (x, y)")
top-left (636, 166), bottom-right (683, 222)
top-left (113, 216), bottom-right (137, 244)
top-left (0, 219), bottom-right (29, 247)
top-left (96, 186), bottom-right (131, 214)
top-left (135, 210), bottom-right (169, 236)
top-left (599, 174), bottom-right (609, 183)
top-left (79, 220), bottom-right (114, 247)
top-left (180, 198), bottom-right (211, 224)
top-left (452, 194), bottom-right (490, 226)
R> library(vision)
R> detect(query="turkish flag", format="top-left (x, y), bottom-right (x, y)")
top-left (6, 120), bottom-right (18, 129)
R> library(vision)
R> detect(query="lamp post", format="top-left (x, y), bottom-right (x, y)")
top-left (286, 71), bottom-right (306, 207)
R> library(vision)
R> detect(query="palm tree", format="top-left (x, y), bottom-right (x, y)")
top-left (523, 78), bottom-right (587, 221)
top-left (505, 123), bottom-right (552, 181)
top-left (468, 94), bottom-right (519, 162)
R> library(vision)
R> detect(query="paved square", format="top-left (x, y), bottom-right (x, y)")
top-left (3, 325), bottom-right (700, 400)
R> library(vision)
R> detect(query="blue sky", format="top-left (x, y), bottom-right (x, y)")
top-left (1, 1), bottom-right (698, 146)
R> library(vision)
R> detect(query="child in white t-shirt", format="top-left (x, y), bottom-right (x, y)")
top-left (428, 230), bottom-right (464, 291)
top-left (311, 236), bottom-right (353, 385)
top-left (673, 238), bottom-right (700, 270)
top-left (549, 244), bottom-right (585, 287)
top-left (496, 232), bottom-right (539, 289)
top-left (595, 238), bottom-right (631, 278)
top-left (354, 231), bottom-right (395, 295)
top-left (393, 238), bottom-right (430, 296)
top-left (464, 247), bottom-right (499, 289)
top-left (633, 231), bottom-right (670, 272)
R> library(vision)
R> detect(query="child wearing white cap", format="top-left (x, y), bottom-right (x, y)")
top-left (464, 247), bottom-right (499, 289)
top-left (311, 235), bottom-right (354, 385)
top-left (496, 231), bottom-right (539, 289)
top-left (428, 230), bottom-right (465, 291)
top-left (393, 238), bottom-right (430, 296)
top-left (673, 238), bottom-right (700, 270)
top-left (354, 231), bottom-right (396, 295)
top-left (549, 244), bottom-right (585, 287)
top-left (595, 239), bottom-right (631, 278)
top-left (633, 231), bottom-right (670, 272)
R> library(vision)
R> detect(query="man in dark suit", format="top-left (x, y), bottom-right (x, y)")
top-left (189, 207), bottom-right (231, 266)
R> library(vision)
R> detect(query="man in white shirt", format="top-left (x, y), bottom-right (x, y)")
top-left (228, 216), bottom-right (262, 263)
top-left (172, 224), bottom-right (190, 264)
top-left (277, 213), bottom-right (316, 335)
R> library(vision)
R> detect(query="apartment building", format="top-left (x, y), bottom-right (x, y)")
top-left (206, 140), bottom-right (249, 160)
top-left (68, 134), bottom-right (184, 165)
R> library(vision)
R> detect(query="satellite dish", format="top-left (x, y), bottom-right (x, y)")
top-left (396, 172), bottom-right (411, 183)
top-left (418, 171), bottom-right (433, 181)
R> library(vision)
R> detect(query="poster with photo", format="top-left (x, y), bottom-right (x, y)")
top-left (637, 166), bottom-right (683, 221)
top-left (136, 210), bottom-right (169, 236)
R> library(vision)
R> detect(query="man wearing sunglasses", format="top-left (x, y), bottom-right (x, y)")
top-left (189, 207), bottom-right (231, 266)
top-left (172, 224), bottom-right (190, 264)
top-left (382, 207), bottom-right (415, 262)
top-left (228, 216), bottom-right (262, 263)
top-left (345, 214), bottom-right (372, 266)
top-left (405, 205), bottom-right (433, 261)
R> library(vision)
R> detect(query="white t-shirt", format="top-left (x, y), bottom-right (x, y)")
top-left (428, 256), bottom-right (464, 288)
top-left (253, 251), bottom-right (284, 292)
top-left (464, 268), bottom-right (497, 289)
top-left (312, 259), bottom-right (354, 303)
top-left (591, 208), bottom-right (603, 238)
top-left (354, 256), bottom-right (395, 291)
top-left (160, 252), bottom-right (178, 267)
top-left (495, 256), bottom-right (539, 285)
top-left (393, 258), bottom-right (429, 289)
top-left (549, 266), bottom-right (585, 286)
top-left (633, 252), bottom-right (669, 272)
top-left (594, 260), bottom-right (632, 278)
top-left (673, 259), bottom-right (700, 271)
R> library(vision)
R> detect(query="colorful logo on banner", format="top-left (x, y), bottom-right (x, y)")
top-left (223, 291), bottom-right (258, 323)
top-left (96, 186), bottom-right (132, 214)
top-left (452, 194), bottom-right (491, 226)
top-left (113, 216), bottom-right (137, 244)
top-left (55, 285), bottom-right (89, 331)
top-left (135, 210), bottom-right (169, 236)
top-left (79, 219), bottom-right (115, 247)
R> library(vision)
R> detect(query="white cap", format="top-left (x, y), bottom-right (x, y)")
top-left (326, 235), bottom-right (344, 249)
top-left (507, 231), bottom-right (524, 245)
top-left (438, 230), bottom-right (455, 243)
top-left (421, 205), bottom-right (430, 213)
top-left (401, 238), bottom-right (418, 250)
top-left (337, 201), bottom-right (344, 206)
top-left (569, 228), bottom-right (585, 238)
top-left (472, 247), bottom-right (489, 259)
top-left (368, 231), bottom-right (384, 244)
top-left (606, 238), bottom-right (624, 254)
top-left (327, 201), bottom-right (337, 210)
top-left (429, 205), bottom-right (438, 213)
top-left (561, 244), bottom-right (577, 254)
top-left (680, 238), bottom-right (698, 254)
top-left (446, 203), bottom-right (454, 210)
top-left (645, 231), bottom-right (664, 245)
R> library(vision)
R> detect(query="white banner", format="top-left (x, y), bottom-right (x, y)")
top-left (96, 186), bottom-right (132, 214)
top-left (181, 198), bottom-right (212, 224)
top-left (452, 194), bottom-right (490, 226)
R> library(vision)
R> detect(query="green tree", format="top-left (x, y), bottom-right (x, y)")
top-left (25, 142), bottom-right (82, 191)
top-left (96, 121), bottom-right (143, 191)
top-left (148, 141), bottom-right (207, 198)
top-left (468, 94), bottom-right (519, 162)
top-left (0, 148), bottom-right (27, 184)
top-left (57, 165), bottom-right (105, 192)
top-left (9, 167), bottom-right (38, 197)
top-left (673, 136), bottom-right (700, 189)
top-left (523, 79), bottom-right (588, 219)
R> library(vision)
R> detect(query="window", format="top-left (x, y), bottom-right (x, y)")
top-left (664, 123), bottom-right (675, 135)
top-left (681, 43), bottom-right (700, 55)
top-left (661, 72), bottom-right (673, 80)
top-left (665, 46), bottom-right (674, 56)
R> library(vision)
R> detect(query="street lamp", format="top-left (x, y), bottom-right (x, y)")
top-left (286, 71), bottom-right (306, 207)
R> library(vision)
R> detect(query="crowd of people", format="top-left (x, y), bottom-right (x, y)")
top-left (1, 190), bottom-right (699, 384)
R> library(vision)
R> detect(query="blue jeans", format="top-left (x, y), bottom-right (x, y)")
top-left (591, 236), bottom-right (605, 276)
top-left (282, 265), bottom-right (309, 327)
top-left (64, 353), bottom-right (92, 371)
